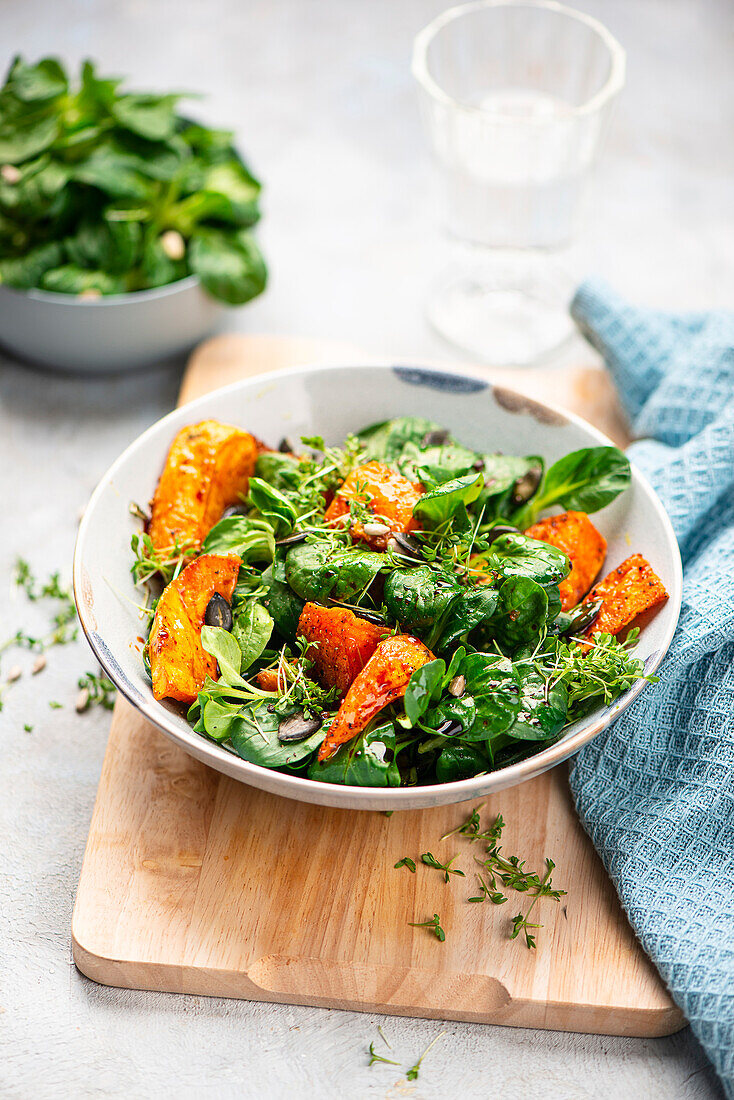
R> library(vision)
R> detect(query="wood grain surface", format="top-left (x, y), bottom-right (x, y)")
top-left (72, 335), bottom-right (684, 1036)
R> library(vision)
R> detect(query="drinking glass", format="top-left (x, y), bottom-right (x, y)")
top-left (413, 0), bottom-right (625, 365)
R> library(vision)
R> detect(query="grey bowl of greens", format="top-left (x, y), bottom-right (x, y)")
top-left (0, 56), bottom-right (267, 372)
top-left (74, 364), bottom-right (682, 810)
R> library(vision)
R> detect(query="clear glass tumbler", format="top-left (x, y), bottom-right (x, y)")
top-left (413, 0), bottom-right (625, 365)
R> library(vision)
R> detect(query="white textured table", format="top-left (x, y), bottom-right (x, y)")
top-left (1, 1), bottom-right (731, 1096)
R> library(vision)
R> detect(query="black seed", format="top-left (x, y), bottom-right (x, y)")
top-left (486, 523), bottom-right (520, 546)
top-left (421, 428), bottom-right (451, 447)
top-left (278, 437), bottom-right (294, 453)
top-left (278, 711), bottom-right (323, 742)
top-left (276, 531), bottom-right (307, 547)
top-left (550, 597), bottom-right (604, 636)
top-left (221, 503), bottom-right (249, 519)
top-left (389, 532), bottom-right (424, 560)
top-left (204, 593), bottom-right (233, 631)
top-left (511, 465), bottom-right (543, 504)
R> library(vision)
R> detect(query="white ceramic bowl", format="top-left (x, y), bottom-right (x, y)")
top-left (73, 363), bottom-right (682, 810)
top-left (0, 276), bottom-right (224, 373)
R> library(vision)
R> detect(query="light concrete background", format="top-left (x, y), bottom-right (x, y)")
top-left (1, 1), bottom-right (731, 1097)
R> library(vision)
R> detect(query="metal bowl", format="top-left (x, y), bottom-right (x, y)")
top-left (74, 363), bottom-right (682, 810)
top-left (0, 275), bottom-right (224, 373)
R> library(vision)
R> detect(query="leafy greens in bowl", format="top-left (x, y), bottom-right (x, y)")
top-left (0, 56), bottom-right (266, 304)
top-left (74, 364), bottom-right (682, 810)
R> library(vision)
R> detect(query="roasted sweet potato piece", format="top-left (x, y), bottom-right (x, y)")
top-left (149, 420), bottom-right (258, 554)
top-left (525, 510), bottom-right (607, 610)
top-left (324, 461), bottom-right (424, 549)
top-left (298, 602), bottom-right (389, 696)
top-left (256, 668), bottom-right (280, 692)
top-left (149, 553), bottom-right (241, 703)
top-left (583, 554), bottom-right (668, 639)
top-left (317, 633), bottom-right (434, 761)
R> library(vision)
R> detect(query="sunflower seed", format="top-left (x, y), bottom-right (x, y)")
top-left (448, 675), bottom-right (466, 697)
top-left (362, 522), bottom-right (390, 538)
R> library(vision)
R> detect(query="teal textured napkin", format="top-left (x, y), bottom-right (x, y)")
top-left (569, 281), bottom-right (734, 1095)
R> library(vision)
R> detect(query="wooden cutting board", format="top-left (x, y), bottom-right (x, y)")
top-left (71, 335), bottom-right (684, 1037)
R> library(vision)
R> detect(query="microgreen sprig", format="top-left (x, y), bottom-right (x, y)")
top-left (408, 913), bottom-right (446, 941)
top-left (420, 852), bottom-right (465, 882)
top-left (367, 1042), bottom-right (399, 1068)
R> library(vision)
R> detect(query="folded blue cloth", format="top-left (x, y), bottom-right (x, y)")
top-left (569, 281), bottom-right (734, 1095)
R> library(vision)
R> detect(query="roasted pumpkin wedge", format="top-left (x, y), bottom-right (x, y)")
top-left (149, 552), bottom-right (241, 703)
top-left (582, 554), bottom-right (668, 639)
top-left (317, 633), bottom-right (434, 761)
top-left (525, 510), bottom-right (607, 610)
top-left (298, 602), bottom-right (389, 696)
top-left (148, 420), bottom-right (258, 555)
top-left (324, 461), bottom-right (424, 548)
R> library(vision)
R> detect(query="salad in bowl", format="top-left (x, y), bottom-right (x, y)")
top-left (130, 413), bottom-right (669, 789)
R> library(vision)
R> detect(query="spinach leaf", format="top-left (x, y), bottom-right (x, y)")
top-left (262, 563), bottom-right (304, 640)
top-left (0, 113), bottom-right (58, 164)
top-left (230, 704), bottom-right (324, 768)
top-left (436, 585), bottom-right (498, 651)
top-left (454, 652), bottom-right (523, 739)
top-left (398, 441), bottom-right (478, 484)
top-left (195, 697), bottom-right (241, 743)
top-left (358, 417), bottom-right (444, 463)
top-left (426, 693), bottom-right (477, 735)
top-left (425, 653), bottom-right (522, 742)
top-left (0, 240), bottom-right (63, 288)
top-left (545, 584), bottom-right (562, 626)
top-left (476, 454), bottom-right (543, 513)
top-left (404, 659), bottom-right (446, 725)
top-left (40, 265), bottom-right (126, 294)
top-left (485, 532), bottom-right (570, 587)
top-left (232, 601), bottom-right (273, 672)
top-left (200, 625), bottom-right (246, 687)
top-left (514, 446), bottom-right (631, 526)
top-left (308, 722), bottom-right (401, 787)
top-left (202, 515), bottom-right (275, 561)
top-left (6, 57), bottom-right (68, 102)
top-left (246, 477), bottom-right (297, 537)
top-left (255, 451), bottom-right (302, 493)
top-left (506, 672), bottom-right (568, 741)
top-left (413, 471), bottom-right (484, 529)
top-left (111, 92), bottom-right (180, 141)
top-left (490, 577), bottom-right (549, 648)
top-left (383, 566), bottom-right (461, 637)
top-left (285, 542), bottom-right (386, 603)
top-left (436, 742), bottom-right (490, 783)
top-left (188, 228), bottom-right (267, 305)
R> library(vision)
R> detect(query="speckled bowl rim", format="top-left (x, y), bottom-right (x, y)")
top-left (74, 362), bottom-right (682, 810)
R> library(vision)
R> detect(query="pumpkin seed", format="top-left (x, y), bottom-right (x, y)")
top-left (204, 593), bottom-right (233, 631)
